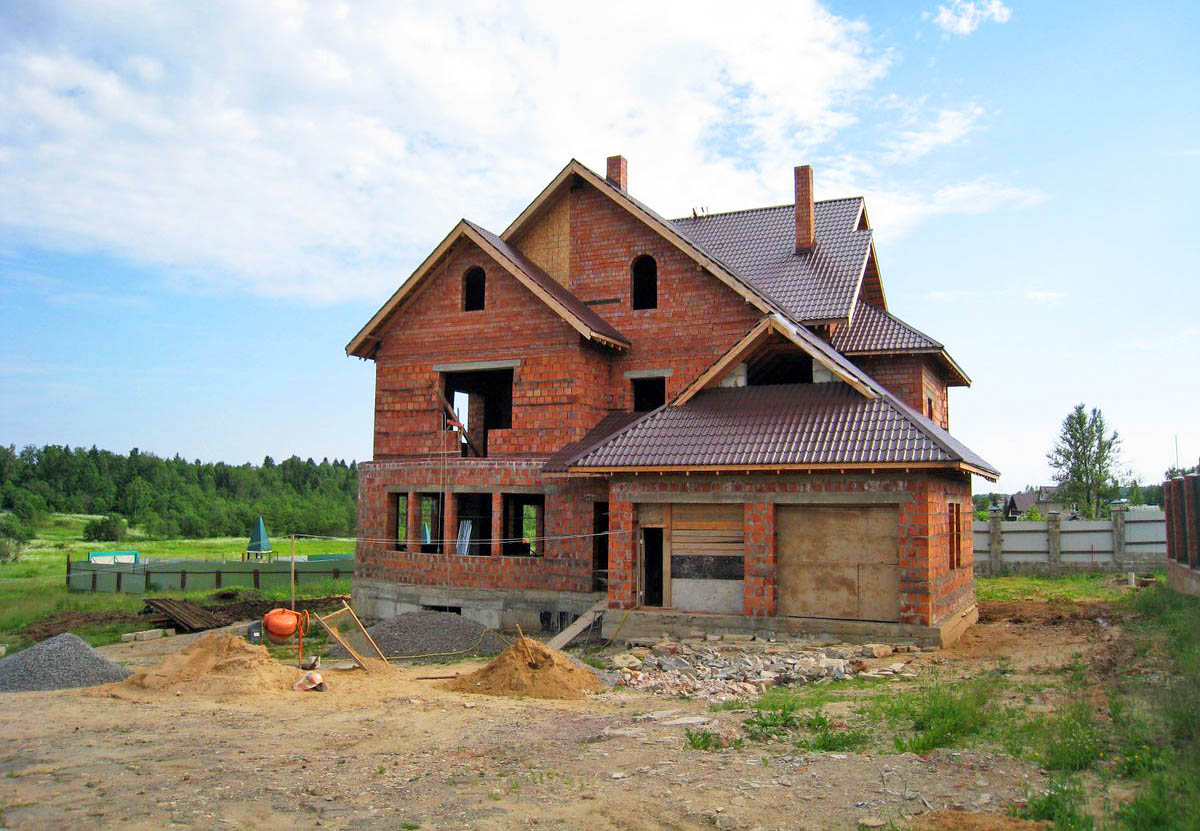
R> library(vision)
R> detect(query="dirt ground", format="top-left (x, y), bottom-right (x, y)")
top-left (0, 601), bottom-right (1115, 831)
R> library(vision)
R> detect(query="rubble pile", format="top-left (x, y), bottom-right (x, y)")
top-left (610, 636), bottom-right (927, 701)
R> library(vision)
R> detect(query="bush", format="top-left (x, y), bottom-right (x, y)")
top-left (82, 514), bottom-right (127, 542)
top-left (0, 537), bottom-right (22, 564)
top-left (0, 514), bottom-right (32, 543)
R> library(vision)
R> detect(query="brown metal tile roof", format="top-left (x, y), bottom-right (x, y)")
top-left (464, 221), bottom-right (630, 348)
top-left (670, 199), bottom-right (870, 323)
top-left (832, 302), bottom-right (942, 353)
top-left (542, 410), bottom-right (647, 473)
top-left (569, 383), bottom-right (998, 477)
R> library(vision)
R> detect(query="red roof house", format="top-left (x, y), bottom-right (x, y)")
top-left (347, 156), bottom-right (997, 646)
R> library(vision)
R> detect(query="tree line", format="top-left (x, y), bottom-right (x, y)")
top-left (0, 444), bottom-right (358, 541)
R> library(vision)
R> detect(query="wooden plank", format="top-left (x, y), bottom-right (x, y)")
top-left (672, 503), bottom-right (741, 525)
top-left (545, 598), bottom-right (607, 651)
top-left (670, 520), bottom-right (742, 531)
top-left (435, 390), bottom-right (482, 458)
top-left (662, 505), bottom-right (672, 609)
top-left (313, 611), bottom-right (369, 672)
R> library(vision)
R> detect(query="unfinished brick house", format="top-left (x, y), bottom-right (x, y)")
top-left (347, 156), bottom-right (998, 646)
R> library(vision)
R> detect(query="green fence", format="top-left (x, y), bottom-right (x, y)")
top-left (65, 555), bottom-right (354, 593)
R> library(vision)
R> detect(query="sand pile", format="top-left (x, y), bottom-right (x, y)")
top-left (444, 636), bottom-right (603, 700)
top-left (117, 633), bottom-right (301, 696)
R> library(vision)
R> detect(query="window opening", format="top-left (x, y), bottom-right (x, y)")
top-left (419, 492), bottom-right (444, 553)
top-left (502, 493), bottom-right (545, 556)
top-left (631, 255), bottom-right (657, 310)
top-left (632, 376), bottom-right (666, 412)
top-left (463, 267), bottom-right (485, 311)
top-left (443, 368), bottom-right (513, 457)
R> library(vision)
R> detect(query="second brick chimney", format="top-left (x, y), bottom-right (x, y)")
top-left (794, 165), bottom-right (814, 253)
top-left (607, 155), bottom-right (628, 190)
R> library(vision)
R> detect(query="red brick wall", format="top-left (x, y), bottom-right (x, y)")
top-left (356, 459), bottom-right (607, 593)
top-left (565, 186), bottom-right (763, 408)
top-left (604, 471), bottom-right (974, 627)
top-left (852, 355), bottom-right (949, 429)
top-left (371, 238), bottom-right (615, 459)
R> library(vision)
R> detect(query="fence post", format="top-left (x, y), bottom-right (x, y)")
top-left (1047, 511), bottom-right (1062, 571)
top-left (116, 570), bottom-right (123, 593)
top-left (988, 508), bottom-right (1002, 574)
top-left (1111, 500), bottom-right (1127, 570)
top-left (180, 570), bottom-right (187, 591)
top-left (253, 569), bottom-right (260, 589)
top-left (91, 570), bottom-right (97, 591)
top-left (215, 569), bottom-right (223, 589)
top-left (66, 553), bottom-right (71, 589)
top-left (145, 570), bottom-right (152, 591)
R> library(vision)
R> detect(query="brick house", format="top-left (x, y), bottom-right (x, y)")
top-left (347, 156), bottom-right (998, 646)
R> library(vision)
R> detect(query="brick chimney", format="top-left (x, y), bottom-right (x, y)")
top-left (794, 164), bottom-right (814, 253)
top-left (606, 155), bottom-right (628, 190)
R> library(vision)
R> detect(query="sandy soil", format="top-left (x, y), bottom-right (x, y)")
top-left (0, 602), bottom-right (1102, 831)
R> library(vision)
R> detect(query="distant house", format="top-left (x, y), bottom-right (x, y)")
top-left (1006, 486), bottom-right (1074, 519)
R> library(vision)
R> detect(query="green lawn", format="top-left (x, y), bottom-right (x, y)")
top-left (975, 571), bottom-right (1143, 603)
top-left (0, 514), bottom-right (353, 650)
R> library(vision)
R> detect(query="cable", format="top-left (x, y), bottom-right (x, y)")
top-left (290, 528), bottom-right (634, 547)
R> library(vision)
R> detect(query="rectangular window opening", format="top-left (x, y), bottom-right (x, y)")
top-left (392, 493), bottom-right (407, 551)
top-left (949, 503), bottom-right (962, 569)
top-left (455, 492), bottom-right (493, 556)
top-left (631, 376), bottom-right (666, 412)
top-left (463, 268), bottom-right (485, 311)
top-left (443, 368), bottom-right (513, 458)
top-left (502, 493), bottom-right (545, 556)
top-left (419, 492), bottom-right (444, 553)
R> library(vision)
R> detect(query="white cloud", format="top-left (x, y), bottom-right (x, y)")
top-left (927, 1), bottom-right (1012, 36)
top-left (1025, 290), bottom-right (1068, 306)
top-left (0, 1), bottom-right (1032, 305)
top-left (882, 104), bottom-right (985, 163)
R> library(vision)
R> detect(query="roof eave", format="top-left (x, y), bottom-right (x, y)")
top-left (567, 460), bottom-right (996, 479)
top-left (841, 347), bottom-right (972, 387)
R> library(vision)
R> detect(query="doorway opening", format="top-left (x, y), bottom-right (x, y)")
top-left (642, 527), bottom-right (664, 607)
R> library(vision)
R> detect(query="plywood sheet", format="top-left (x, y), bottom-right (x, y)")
top-left (776, 505), bottom-right (900, 621)
top-left (673, 503), bottom-right (742, 530)
top-left (777, 505), bottom-right (897, 564)
top-left (639, 503), bottom-right (665, 526)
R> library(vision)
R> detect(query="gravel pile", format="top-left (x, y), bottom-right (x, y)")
top-left (0, 633), bottom-right (131, 692)
top-left (332, 611), bottom-right (507, 659)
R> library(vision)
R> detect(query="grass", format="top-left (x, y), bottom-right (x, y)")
top-left (875, 673), bottom-right (1002, 754)
top-left (0, 513), bottom-right (353, 649)
top-left (684, 728), bottom-right (742, 751)
top-left (976, 572), bottom-right (1132, 603)
top-left (1012, 777), bottom-right (1095, 831)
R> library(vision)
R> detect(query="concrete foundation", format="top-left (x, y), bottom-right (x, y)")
top-left (352, 578), bottom-right (603, 634)
top-left (603, 603), bottom-right (978, 648)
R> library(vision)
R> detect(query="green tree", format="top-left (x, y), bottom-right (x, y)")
top-left (1127, 480), bottom-right (1145, 506)
top-left (1046, 404), bottom-right (1121, 519)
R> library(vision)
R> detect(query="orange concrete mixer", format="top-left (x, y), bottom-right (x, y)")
top-left (263, 608), bottom-right (310, 665)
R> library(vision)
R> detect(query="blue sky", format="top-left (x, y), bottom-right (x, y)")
top-left (1, 0), bottom-right (1196, 491)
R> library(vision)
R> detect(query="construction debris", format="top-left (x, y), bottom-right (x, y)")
top-left (142, 598), bottom-right (225, 633)
top-left (610, 638), bottom-right (922, 700)
top-left (444, 635), bottom-right (603, 700)
top-left (0, 633), bottom-right (131, 692)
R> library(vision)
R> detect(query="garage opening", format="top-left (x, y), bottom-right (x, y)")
top-left (455, 493), bottom-right (492, 556)
top-left (642, 527), bottom-right (664, 607)
top-left (442, 369), bottom-right (513, 458)
top-left (776, 504), bottom-right (900, 622)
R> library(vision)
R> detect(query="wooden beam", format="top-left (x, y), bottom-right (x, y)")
top-left (435, 389), bottom-right (483, 458)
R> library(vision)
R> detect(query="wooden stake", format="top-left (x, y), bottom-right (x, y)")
top-left (290, 534), bottom-right (296, 612)
top-left (343, 600), bottom-right (388, 661)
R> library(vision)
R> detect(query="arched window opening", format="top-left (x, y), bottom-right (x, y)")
top-left (631, 255), bottom-right (657, 310)
top-left (463, 267), bottom-right (486, 311)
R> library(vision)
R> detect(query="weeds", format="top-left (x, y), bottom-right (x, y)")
top-left (1037, 698), bottom-right (1106, 771)
top-left (684, 728), bottom-right (742, 751)
top-left (1011, 777), bottom-right (1094, 831)
top-left (743, 701), bottom-right (803, 741)
top-left (881, 674), bottom-right (1000, 753)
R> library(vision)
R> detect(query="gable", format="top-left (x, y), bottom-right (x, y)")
top-left (509, 192), bottom-right (570, 286)
top-left (346, 220), bottom-right (628, 358)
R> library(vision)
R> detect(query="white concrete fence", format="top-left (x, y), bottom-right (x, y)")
top-left (972, 504), bottom-right (1166, 575)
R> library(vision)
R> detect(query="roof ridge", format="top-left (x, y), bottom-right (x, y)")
top-left (670, 196), bottom-right (864, 223)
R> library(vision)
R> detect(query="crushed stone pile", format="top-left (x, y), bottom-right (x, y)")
top-left (117, 633), bottom-right (300, 696)
top-left (0, 633), bottom-right (131, 692)
top-left (331, 611), bottom-right (507, 659)
top-left (610, 637), bottom-right (927, 701)
top-left (444, 636), bottom-right (603, 700)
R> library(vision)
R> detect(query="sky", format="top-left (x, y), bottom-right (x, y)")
top-left (1, 0), bottom-right (1197, 492)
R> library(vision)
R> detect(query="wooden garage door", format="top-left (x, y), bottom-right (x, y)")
top-left (669, 503), bottom-right (744, 614)
top-left (776, 505), bottom-right (899, 622)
